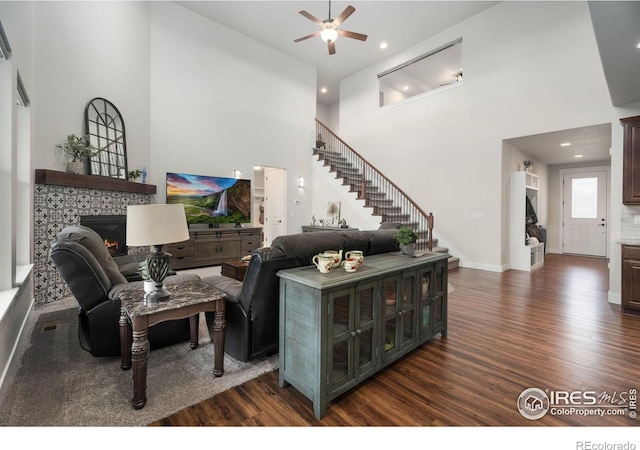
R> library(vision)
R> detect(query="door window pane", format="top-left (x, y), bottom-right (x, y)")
top-left (571, 177), bottom-right (597, 219)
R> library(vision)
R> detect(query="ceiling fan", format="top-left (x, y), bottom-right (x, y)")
top-left (293, 1), bottom-right (368, 55)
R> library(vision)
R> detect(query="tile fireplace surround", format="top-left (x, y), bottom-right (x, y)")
top-left (33, 170), bottom-right (155, 307)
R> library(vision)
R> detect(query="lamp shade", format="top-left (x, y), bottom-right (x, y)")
top-left (126, 204), bottom-right (189, 246)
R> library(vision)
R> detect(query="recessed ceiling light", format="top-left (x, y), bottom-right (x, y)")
top-left (320, 87), bottom-right (327, 93)
top-left (574, 154), bottom-right (584, 158)
top-left (637, 42), bottom-right (640, 49)
top-left (560, 142), bottom-right (571, 147)
top-left (380, 42), bottom-right (388, 49)
top-left (403, 85), bottom-right (409, 91)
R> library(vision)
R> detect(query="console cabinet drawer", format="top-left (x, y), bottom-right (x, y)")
top-left (170, 256), bottom-right (195, 270)
top-left (166, 242), bottom-right (194, 258)
top-left (241, 233), bottom-right (261, 254)
top-left (168, 227), bottom-right (262, 270)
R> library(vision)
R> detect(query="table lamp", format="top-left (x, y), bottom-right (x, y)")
top-left (126, 203), bottom-right (189, 302)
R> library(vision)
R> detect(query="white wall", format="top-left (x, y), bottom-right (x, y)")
top-left (33, 1), bottom-right (151, 172)
top-left (338, 1), bottom-right (612, 271)
top-left (150, 2), bottom-right (316, 234)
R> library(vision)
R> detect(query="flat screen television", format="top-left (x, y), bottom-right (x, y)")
top-left (166, 172), bottom-right (251, 225)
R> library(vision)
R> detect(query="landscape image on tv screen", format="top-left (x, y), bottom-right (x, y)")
top-left (166, 172), bottom-right (251, 224)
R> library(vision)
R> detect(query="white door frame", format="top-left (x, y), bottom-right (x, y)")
top-left (558, 165), bottom-right (611, 258)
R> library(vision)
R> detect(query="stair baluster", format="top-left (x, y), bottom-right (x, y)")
top-left (314, 119), bottom-right (434, 252)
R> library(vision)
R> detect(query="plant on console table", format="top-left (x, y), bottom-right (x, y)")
top-left (55, 134), bottom-right (102, 175)
top-left (394, 227), bottom-right (418, 256)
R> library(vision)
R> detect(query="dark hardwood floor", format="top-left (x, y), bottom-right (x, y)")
top-left (151, 254), bottom-right (640, 427)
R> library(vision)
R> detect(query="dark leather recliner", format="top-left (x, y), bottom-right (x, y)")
top-left (202, 228), bottom-right (400, 362)
top-left (49, 225), bottom-right (199, 357)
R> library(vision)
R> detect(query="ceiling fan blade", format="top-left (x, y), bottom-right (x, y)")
top-left (298, 10), bottom-right (323, 25)
top-left (338, 29), bottom-right (368, 41)
top-left (294, 31), bottom-right (321, 43)
top-left (328, 41), bottom-right (336, 55)
top-left (333, 5), bottom-right (355, 26)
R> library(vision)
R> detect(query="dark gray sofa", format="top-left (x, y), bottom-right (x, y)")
top-left (202, 227), bottom-right (400, 362)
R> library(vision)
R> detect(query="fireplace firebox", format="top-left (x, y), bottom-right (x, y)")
top-left (80, 215), bottom-right (127, 256)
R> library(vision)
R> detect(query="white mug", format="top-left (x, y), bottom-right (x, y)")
top-left (341, 260), bottom-right (357, 272)
top-left (312, 253), bottom-right (334, 273)
top-left (345, 250), bottom-right (364, 267)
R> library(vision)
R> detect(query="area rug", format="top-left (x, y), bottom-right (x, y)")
top-left (0, 300), bottom-right (278, 426)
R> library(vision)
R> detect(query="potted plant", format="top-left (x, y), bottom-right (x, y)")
top-left (128, 169), bottom-right (142, 181)
top-left (394, 227), bottom-right (418, 256)
top-left (56, 134), bottom-right (101, 174)
top-left (523, 159), bottom-right (533, 172)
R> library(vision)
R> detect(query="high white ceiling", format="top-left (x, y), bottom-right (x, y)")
top-left (176, 1), bottom-right (640, 167)
top-left (177, 1), bottom-right (498, 104)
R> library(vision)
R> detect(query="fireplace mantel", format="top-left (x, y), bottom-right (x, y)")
top-left (35, 169), bottom-right (156, 195)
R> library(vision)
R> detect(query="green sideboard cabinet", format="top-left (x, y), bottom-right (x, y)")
top-left (277, 252), bottom-right (449, 419)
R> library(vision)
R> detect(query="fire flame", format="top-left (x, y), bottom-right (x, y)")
top-left (104, 239), bottom-right (119, 254)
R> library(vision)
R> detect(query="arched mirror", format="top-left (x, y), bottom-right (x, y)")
top-left (85, 97), bottom-right (128, 179)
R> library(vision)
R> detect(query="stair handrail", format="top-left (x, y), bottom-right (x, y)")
top-left (315, 119), bottom-right (434, 252)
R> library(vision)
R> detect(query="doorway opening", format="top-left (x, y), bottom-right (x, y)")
top-left (253, 166), bottom-right (287, 247)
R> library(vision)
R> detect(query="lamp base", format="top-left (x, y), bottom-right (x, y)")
top-left (145, 244), bottom-right (172, 302)
top-left (145, 286), bottom-right (171, 303)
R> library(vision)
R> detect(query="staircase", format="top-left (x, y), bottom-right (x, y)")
top-left (314, 119), bottom-right (459, 270)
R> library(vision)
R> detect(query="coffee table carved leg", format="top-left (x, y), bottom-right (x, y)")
top-left (190, 314), bottom-right (199, 349)
top-left (213, 300), bottom-right (226, 377)
top-left (131, 328), bottom-right (150, 409)
top-left (119, 308), bottom-right (132, 370)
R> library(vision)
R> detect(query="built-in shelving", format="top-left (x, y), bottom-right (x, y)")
top-left (509, 171), bottom-right (544, 271)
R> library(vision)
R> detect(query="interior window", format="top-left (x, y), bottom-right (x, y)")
top-left (378, 38), bottom-right (462, 107)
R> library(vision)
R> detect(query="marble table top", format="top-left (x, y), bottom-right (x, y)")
top-left (119, 280), bottom-right (225, 317)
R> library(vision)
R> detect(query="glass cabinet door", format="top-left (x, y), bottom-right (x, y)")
top-left (400, 271), bottom-right (417, 348)
top-left (383, 272), bottom-right (417, 360)
top-left (419, 267), bottom-right (433, 338)
top-left (383, 275), bottom-right (400, 357)
top-left (433, 261), bottom-right (447, 335)
top-left (355, 281), bottom-right (377, 378)
top-left (328, 288), bottom-right (355, 390)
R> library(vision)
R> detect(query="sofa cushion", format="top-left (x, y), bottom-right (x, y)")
top-left (341, 231), bottom-right (371, 255)
top-left (272, 231), bottom-right (346, 262)
top-left (118, 261), bottom-right (143, 278)
top-left (364, 229), bottom-right (400, 254)
top-left (57, 225), bottom-right (127, 287)
top-left (200, 275), bottom-right (242, 303)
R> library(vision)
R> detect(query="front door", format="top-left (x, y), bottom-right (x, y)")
top-left (562, 169), bottom-right (607, 257)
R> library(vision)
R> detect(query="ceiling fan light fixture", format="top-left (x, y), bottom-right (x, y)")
top-left (321, 28), bottom-right (338, 43)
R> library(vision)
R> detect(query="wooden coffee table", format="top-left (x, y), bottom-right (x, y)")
top-left (221, 259), bottom-right (249, 281)
top-left (119, 280), bottom-right (226, 409)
